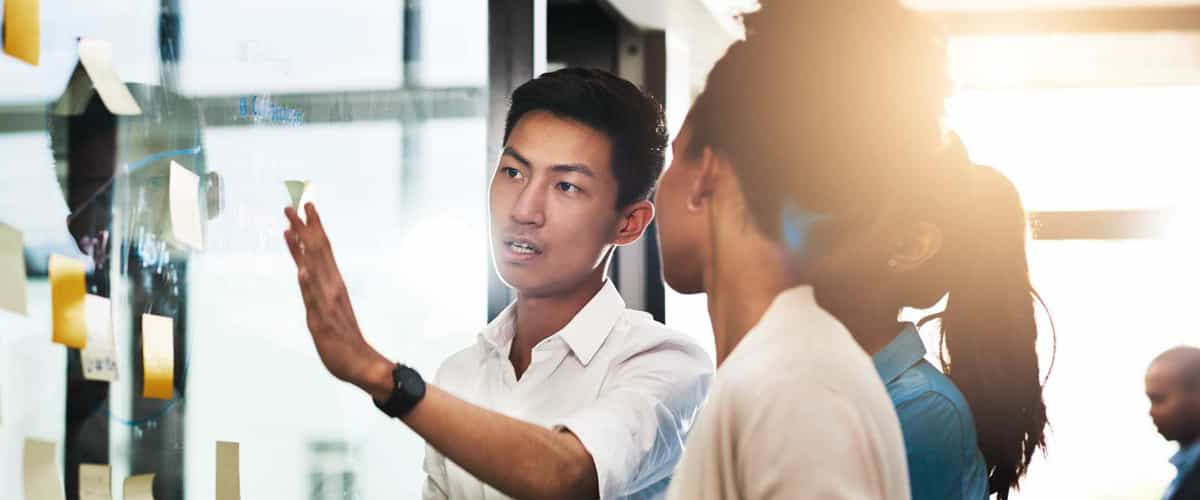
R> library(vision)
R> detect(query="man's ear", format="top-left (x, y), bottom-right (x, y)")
top-left (888, 221), bottom-right (943, 272)
top-left (688, 147), bottom-right (721, 212)
top-left (613, 199), bottom-right (655, 246)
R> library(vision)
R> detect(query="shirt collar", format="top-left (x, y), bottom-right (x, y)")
top-left (872, 323), bottom-right (927, 385)
top-left (1170, 441), bottom-right (1200, 473)
top-left (478, 280), bottom-right (625, 366)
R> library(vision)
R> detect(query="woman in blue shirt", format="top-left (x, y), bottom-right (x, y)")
top-left (808, 142), bottom-right (1053, 500)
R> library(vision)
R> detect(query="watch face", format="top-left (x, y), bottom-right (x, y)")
top-left (396, 366), bottom-right (423, 397)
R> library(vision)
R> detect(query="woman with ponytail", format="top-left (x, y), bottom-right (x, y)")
top-left (813, 140), bottom-right (1052, 500)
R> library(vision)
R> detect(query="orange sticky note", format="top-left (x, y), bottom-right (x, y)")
top-left (141, 314), bottom-right (174, 400)
top-left (3, 0), bottom-right (39, 66)
top-left (49, 254), bottom-right (87, 349)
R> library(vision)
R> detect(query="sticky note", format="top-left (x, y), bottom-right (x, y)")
top-left (0, 223), bottom-right (28, 315)
top-left (169, 161), bottom-right (204, 250)
top-left (23, 439), bottom-right (65, 500)
top-left (123, 474), bottom-right (155, 500)
top-left (216, 441), bottom-right (241, 500)
top-left (50, 254), bottom-right (87, 349)
top-left (284, 180), bottom-right (315, 222)
top-left (82, 295), bottom-right (118, 382)
top-left (141, 313), bottom-right (174, 400)
top-left (79, 464), bottom-right (113, 500)
top-left (2, 0), bottom-right (39, 65)
top-left (77, 39), bottom-right (141, 115)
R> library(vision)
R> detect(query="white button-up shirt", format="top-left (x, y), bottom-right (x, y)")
top-left (422, 281), bottom-right (713, 500)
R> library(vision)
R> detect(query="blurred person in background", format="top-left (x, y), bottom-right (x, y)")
top-left (815, 148), bottom-right (1052, 500)
top-left (1146, 346), bottom-right (1200, 500)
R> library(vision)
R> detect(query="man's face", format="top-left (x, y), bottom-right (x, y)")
top-left (489, 111), bottom-right (623, 297)
top-left (1146, 361), bottom-right (1200, 444)
top-left (655, 122), bottom-right (708, 294)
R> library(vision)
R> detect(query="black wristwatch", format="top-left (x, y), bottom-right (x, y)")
top-left (374, 363), bottom-right (426, 419)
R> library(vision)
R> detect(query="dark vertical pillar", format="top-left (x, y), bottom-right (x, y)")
top-left (487, 0), bottom-right (537, 320)
top-left (639, 31), bottom-right (667, 323)
top-left (63, 96), bottom-right (116, 500)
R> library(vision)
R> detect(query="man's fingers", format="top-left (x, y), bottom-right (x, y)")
top-left (296, 269), bottom-right (323, 312)
top-left (300, 204), bottom-right (338, 268)
top-left (284, 230), bottom-right (304, 264)
top-left (284, 206), bottom-right (306, 232)
top-left (305, 203), bottom-right (322, 231)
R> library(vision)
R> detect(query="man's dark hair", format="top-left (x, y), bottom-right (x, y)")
top-left (503, 67), bottom-right (667, 209)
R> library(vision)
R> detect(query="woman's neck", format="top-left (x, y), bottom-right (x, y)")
top-left (705, 238), bottom-right (794, 366)
top-left (815, 285), bottom-right (904, 356)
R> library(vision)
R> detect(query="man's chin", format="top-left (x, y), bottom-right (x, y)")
top-left (497, 268), bottom-right (554, 296)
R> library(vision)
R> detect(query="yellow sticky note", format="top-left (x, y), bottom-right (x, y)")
top-left (23, 439), bottom-right (65, 500)
top-left (79, 464), bottom-right (113, 500)
top-left (216, 441), bottom-right (241, 500)
top-left (169, 161), bottom-right (204, 250)
top-left (2, 0), bottom-right (39, 66)
top-left (0, 223), bottom-right (28, 316)
top-left (123, 474), bottom-right (155, 500)
top-left (141, 313), bottom-right (174, 400)
top-left (77, 39), bottom-right (141, 115)
top-left (82, 295), bottom-right (118, 382)
top-left (50, 254), bottom-right (87, 349)
top-left (284, 180), bottom-right (315, 222)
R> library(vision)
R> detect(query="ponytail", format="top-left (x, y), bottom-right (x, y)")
top-left (920, 164), bottom-right (1053, 499)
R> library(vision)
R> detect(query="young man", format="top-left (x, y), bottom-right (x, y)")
top-left (283, 68), bottom-right (710, 500)
top-left (653, 1), bottom-right (957, 498)
top-left (1146, 346), bottom-right (1200, 500)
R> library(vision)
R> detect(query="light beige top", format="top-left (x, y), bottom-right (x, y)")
top-left (666, 286), bottom-right (911, 500)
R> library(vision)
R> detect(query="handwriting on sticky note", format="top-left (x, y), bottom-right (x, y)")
top-left (0, 223), bottom-right (28, 316)
top-left (216, 441), bottom-right (241, 500)
top-left (169, 161), bottom-right (204, 250)
top-left (24, 439), bottom-right (65, 500)
top-left (79, 464), bottom-right (113, 500)
top-left (82, 295), bottom-right (118, 382)
top-left (123, 474), bottom-right (155, 500)
top-left (50, 254), bottom-right (87, 349)
top-left (142, 314), bottom-right (174, 400)
top-left (77, 39), bottom-right (141, 115)
top-left (2, 0), bottom-right (39, 65)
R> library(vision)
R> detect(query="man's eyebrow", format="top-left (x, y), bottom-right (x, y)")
top-left (550, 164), bottom-right (595, 178)
top-left (502, 146), bottom-right (531, 167)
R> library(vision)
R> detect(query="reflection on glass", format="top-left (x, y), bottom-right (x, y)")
top-left (1, 1), bottom-right (487, 499)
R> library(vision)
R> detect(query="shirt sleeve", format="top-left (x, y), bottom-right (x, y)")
top-left (421, 443), bottom-right (450, 500)
top-left (894, 392), bottom-right (970, 500)
top-left (553, 338), bottom-right (712, 499)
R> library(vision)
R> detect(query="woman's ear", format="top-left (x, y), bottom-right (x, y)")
top-left (888, 221), bottom-right (943, 272)
top-left (687, 147), bottom-right (720, 212)
top-left (613, 199), bottom-right (655, 246)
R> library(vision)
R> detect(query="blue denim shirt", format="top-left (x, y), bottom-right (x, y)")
top-left (1165, 441), bottom-right (1200, 500)
top-left (873, 324), bottom-right (988, 500)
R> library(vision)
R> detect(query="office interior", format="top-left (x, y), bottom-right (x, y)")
top-left (1, 0), bottom-right (1198, 499)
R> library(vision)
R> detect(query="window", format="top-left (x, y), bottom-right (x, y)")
top-left (0, 2), bottom-right (488, 499)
